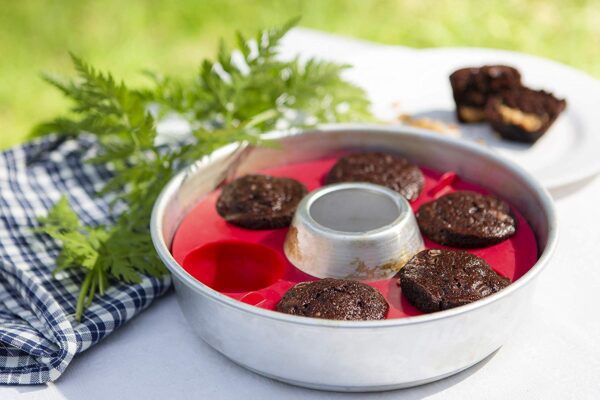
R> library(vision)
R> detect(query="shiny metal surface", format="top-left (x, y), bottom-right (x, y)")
top-left (150, 124), bottom-right (558, 392)
top-left (284, 182), bottom-right (423, 280)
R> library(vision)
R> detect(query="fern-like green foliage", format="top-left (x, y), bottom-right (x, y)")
top-left (34, 18), bottom-right (372, 321)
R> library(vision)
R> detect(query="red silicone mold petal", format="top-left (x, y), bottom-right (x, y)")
top-left (182, 240), bottom-right (285, 293)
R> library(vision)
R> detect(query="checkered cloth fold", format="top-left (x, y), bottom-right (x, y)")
top-left (0, 135), bottom-right (171, 384)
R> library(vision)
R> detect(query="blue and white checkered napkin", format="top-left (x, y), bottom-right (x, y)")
top-left (0, 135), bottom-right (171, 384)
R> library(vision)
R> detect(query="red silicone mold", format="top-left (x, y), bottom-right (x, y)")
top-left (171, 155), bottom-right (538, 319)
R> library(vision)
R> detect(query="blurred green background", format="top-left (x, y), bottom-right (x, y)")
top-left (1, 0), bottom-right (599, 149)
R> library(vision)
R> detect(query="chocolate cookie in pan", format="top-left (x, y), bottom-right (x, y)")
top-left (399, 249), bottom-right (511, 313)
top-left (449, 65), bottom-right (521, 123)
top-left (277, 278), bottom-right (389, 321)
top-left (216, 174), bottom-right (308, 229)
top-left (325, 152), bottom-right (424, 201)
top-left (416, 191), bottom-right (516, 248)
top-left (485, 87), bottom-right (567, 144)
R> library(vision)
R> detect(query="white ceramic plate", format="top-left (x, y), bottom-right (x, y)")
top-left (282, 31), bottom-right (600, 190)
top-left (379, 48), bottom-right (600, 190)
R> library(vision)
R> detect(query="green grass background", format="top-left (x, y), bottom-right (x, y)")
top-left (1, 0), bottom-right (599, 149)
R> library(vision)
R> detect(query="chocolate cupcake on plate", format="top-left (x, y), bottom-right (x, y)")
top-left (399, 249), bottom-right (511, 313)
top-left (325, 152), bottom-right (424, 201)
top-left (485, 86), bottom-right (566, 144)
top-left (449, 65), bottom-right (521, 123)
top-left (216, 174), bottom-right (308, 230)
top-left (277, 278), bottom-right (389, 321)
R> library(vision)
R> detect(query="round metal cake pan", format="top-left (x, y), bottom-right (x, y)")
top-left (150, 124), bottom-right (558, 392)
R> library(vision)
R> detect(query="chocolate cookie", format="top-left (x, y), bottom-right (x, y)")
top-left (416, 191), bottom-right (516, 248)
top-left (486, 87), bottom-right (567, 144)
top-left (449, 65), bottom-right (521, 123)
top-left (325, 152), bottom-right (424, 201)
top-left (276, 278), bottom-right (389, 320)
top-left (216, 174), bottom-right (308, 229)
top-left (399, 249), bottom-right (511, 313)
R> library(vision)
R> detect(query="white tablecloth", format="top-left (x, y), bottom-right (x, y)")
top-left (3, 29), bottom-right (600, 400)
